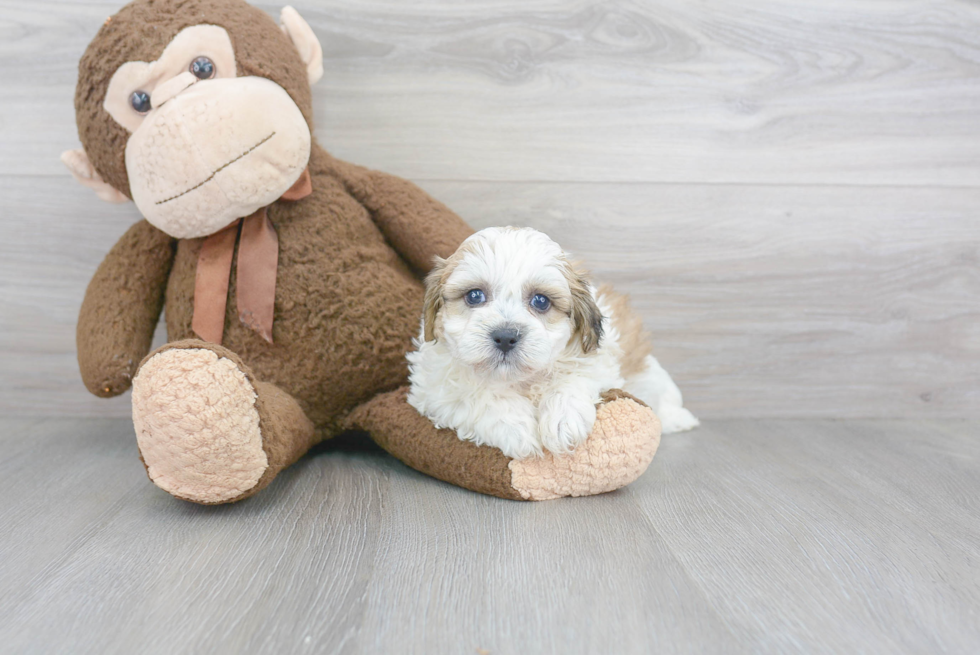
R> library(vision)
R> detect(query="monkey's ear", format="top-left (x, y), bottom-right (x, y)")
top-left (61, 149), bottom-right (129, 204)
top-left (280, 6), bottom-right (324, 86)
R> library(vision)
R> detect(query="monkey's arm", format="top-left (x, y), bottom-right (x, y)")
top-left (328, 157), bottom-right (473, 274)
top-left (77, 220), bottom-right (176, 397)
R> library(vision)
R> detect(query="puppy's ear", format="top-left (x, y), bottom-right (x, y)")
top-left (422, 257), bottom-right (447, 342)
top-left (566, 263), bottom-right (604, 353)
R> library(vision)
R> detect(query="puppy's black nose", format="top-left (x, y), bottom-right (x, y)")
top-left (491, 327), bottom-right (521, 353)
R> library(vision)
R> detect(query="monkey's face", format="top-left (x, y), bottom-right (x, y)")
top-left (65, 1), bottom-right (324, 239)
top-left (107, 25), bottom-right (310, 238)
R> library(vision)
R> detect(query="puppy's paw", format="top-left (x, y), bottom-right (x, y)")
top-left (657, 404), bottom-right (700, 434)
top-left (474, 411), bottom-right (542, 460)
top-left (538, 393), bottom-right (597, 455)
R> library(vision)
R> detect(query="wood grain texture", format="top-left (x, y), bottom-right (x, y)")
top-left (2, 0), bottom-right (980, 184)
top-left (2, 176), bottom-right (977, 418)
top-left (0, 0), bottom-right (978, 418)
top-left (2, 418), bottom-right (978, 654)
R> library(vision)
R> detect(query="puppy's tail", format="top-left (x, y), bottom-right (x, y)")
top-left (623, 355), bottom-right (699, 434)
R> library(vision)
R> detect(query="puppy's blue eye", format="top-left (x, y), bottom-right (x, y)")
top-left (130, 90), bottom-right (152, 113)
top-left (531, 294), bottom-right (551, 311)
top-left (465, 289), bottom-right (486, 306)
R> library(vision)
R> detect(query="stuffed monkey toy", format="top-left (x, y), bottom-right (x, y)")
top-left (64, 0), bottom-right (661, 504)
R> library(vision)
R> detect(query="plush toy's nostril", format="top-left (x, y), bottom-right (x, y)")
top-left (491, 327), bottom-right (521, 353)
top-left (151, 71), bottom-right (198, 109)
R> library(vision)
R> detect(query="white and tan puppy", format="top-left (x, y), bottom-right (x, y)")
top-left (407, 227), bottom-right (698, 459)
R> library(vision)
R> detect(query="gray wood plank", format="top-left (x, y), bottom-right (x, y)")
top-left (2, 0), bottom-right (979, 185)
top-left (356, 467), bottom-right (737, 654)
top-left (628, 419), bottom-right (980, 654)
top-left (0, 418), bottom-right (147, 590)
top-left (3, 176), bottom-right (977, 418)
top-left (0, 418), bottom-right (391, 654)
top-left (2, 418), bottom-right (979, 654)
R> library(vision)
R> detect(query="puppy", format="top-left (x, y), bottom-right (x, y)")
top-left (407, 227), bottom-right (698, 459)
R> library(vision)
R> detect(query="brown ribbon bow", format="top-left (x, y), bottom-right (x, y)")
top-left (191, 168), bottom-right (312, 345)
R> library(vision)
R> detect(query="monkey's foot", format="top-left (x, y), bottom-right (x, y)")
top-left (132, 340), bottom-right (316, 504)
top-left (132, 343), bottom-right (268, 504)
top-left (508, 391), bottom-right (661, 500)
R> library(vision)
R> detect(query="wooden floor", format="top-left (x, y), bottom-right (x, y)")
top-left (1, 418), bottom-right (978, 654)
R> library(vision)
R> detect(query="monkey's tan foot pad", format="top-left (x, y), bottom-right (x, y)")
top-left (132, 344), bottom-right (268, 504)
top-left (348, 387), bottom-right (660, 501)
top-left (509, 391), bottom-right (662, 501)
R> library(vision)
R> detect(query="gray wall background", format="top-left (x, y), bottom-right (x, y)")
top-left (1, 0), bottom-right (977, 418)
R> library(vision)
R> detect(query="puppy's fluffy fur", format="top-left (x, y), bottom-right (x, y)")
top-left (407, 227), bottom-right (698, 459)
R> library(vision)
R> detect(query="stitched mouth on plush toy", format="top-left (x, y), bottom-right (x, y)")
top-left (155, 131), bottom-right (276, 205)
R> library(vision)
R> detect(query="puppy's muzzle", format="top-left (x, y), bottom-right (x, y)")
top-left (490, 326), bottom-right (521, 354)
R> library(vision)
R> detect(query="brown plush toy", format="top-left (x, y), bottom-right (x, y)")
top-left (64, 0), bottom-right (661, 505)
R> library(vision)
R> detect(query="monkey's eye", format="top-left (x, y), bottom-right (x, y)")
top-left (530, 294), bottom-right (551, 312)
top-left (465, 289), bottom-right (487, 306)
top-left (129, 90), bottom-right (152, 114)
top-left (190, 56), bottom-right (216, 80)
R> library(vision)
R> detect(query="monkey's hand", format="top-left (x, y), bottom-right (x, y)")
top-left (77, 220), bottom-right (176, 397)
